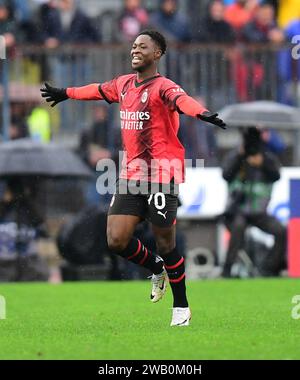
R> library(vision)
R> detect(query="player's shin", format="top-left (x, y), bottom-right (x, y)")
top-left (112, 237), bottom-right (164, 275)
top-left (163, 247), bottom-right (188, 308)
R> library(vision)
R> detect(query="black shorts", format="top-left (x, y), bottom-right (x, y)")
top-left (108, 179), bottom-right (179, 227)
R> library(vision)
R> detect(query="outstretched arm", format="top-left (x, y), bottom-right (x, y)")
top-left (67, 84), bottom-right (103, 100)
top-left (40, 83), bottom-right (103, 107)
top-left (176, 95), bottom-right (226, 129)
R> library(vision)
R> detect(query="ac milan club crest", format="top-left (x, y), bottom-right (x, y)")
top-left (141, 90), bottom-right (148, 103)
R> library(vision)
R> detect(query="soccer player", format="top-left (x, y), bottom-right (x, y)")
top-left (41, 30), bottom-right (226, 326)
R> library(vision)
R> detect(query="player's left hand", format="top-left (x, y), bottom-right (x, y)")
top-left (198, 111), bottom-right (226, 129)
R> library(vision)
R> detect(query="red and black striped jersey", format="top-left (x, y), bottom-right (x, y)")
top-left (100, 73), bottom-right (187, 183)
top-left (67, 73), bottom-right (208, 183)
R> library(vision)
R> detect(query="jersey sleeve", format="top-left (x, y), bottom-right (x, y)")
top-left (175, 95), bottom-right (208, 117)
top-left (67, 84), bottom-right (102, 100)
top-left (159, 79), bottom-right (186, 111)
top-left (160, 78), bottom-right (208, 117)
top-left (98, 77), bottom-right (120, 104)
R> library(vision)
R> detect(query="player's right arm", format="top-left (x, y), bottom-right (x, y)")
top-left (40, 79), bottom-right (119, 107)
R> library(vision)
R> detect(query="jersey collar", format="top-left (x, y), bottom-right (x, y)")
top-left (134, 74), bottom-right (161, 88)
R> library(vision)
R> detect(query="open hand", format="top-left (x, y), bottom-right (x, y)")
top-left (40, 83), bottom-right (68, 107)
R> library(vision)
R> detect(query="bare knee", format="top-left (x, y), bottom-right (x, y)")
top-left (107, 215), bottom-right (140, 253)
top-left (107, 229), bottom-right (129, 252)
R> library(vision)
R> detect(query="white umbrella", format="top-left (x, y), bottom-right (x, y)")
top-left (0, 139), bottom-right (93, 178)
top-left (219, 101), bottom-right (300, 129)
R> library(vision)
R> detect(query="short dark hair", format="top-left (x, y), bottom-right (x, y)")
top-left (137, 30), bottom-right (167, 55)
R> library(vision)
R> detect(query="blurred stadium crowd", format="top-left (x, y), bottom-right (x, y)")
top-left (2, 0), bottom-right (300, 156)
top-left (0, 0), bottom-right (299, 282)
top-left (1, 0), bottom-right (298, 46)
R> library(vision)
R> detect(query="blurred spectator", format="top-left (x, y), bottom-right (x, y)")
top-left (78, 104), bottom-right (112, 170)
top-left (0, 0), bottom-right (18, 48)
top-left (242, 3), bottom-right (285, 44)
top-left (186, 0), bottom-right (209, 39)
top-left (231, 4), bottom-right (284, 102)
top-left (285, 18), bottom-right (300, 50)
top-left (40, 0), bottom-right (100, 47)
top-left (118, 0), bottom-right (149, 42)
top-left (27, 104), bottom-right (51, 143)
top-left (0, 178), bottom-right (49, 282)
top-left (10, 102), bottom-right (30, 139)
top-left (13, 0), bottom-right (31, 22)
top-left (57, 205), bottom-right (112, 268)
top-left (39, 0), bottom-right (100, 136)
top-left (149, 0), bottom-right (191, 83)
top-left (78, 104), bottom-right (113, 207)
top-left (277, 0), bottom-right (300, 29)
top-left (179, 116), bottom-right (219, 166)
top-left (150, 0), bottom-right (191, 42)
top-left (224, 0), bottom-right (258, 38)
top-left (9, 116), bottom-right (29, 140)
top-left (277, 18), bottom-right (300, 105)
top-left (178, 97), bottom-right (219, 166)
top-left (194, 0), bottom-right (235, 44)
top-left (221, 127), bottom-right (286, 277)
top-left (261, 129), bottom-right (286, 156)
top-left (224, 0), bottom-right (263, 4)
top-left (14, 0), bottom-right (41, 43)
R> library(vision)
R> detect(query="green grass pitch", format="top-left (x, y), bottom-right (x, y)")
top-left (0, 279), bottom-right (299, 359)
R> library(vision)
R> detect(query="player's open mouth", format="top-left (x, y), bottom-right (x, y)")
top-left (132, 56), bottom-right (142, 64)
